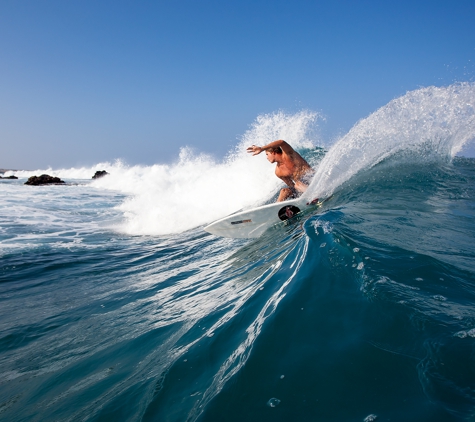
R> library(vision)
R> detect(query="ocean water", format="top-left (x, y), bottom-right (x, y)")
top-left (1, 84), bottom-right (475, 421)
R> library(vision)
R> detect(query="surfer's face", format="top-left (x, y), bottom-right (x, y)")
top-left (265, 150), bottom-right (276, 163)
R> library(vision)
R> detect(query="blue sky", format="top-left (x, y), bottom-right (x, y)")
top-left (1, 0), bottom-right (474, 169)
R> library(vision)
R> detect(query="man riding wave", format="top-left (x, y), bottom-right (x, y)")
top-left (247, 140), bottom-right (314, 202)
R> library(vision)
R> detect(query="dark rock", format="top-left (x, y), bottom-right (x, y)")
top-left (92, 170), bottom-right (109, 179)
top-left (24, 174), bottom-right (65, 186)
top-left (0, 175), bottom-right (18, 179)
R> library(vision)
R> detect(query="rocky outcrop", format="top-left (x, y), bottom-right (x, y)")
top-left (92, 170), bottom-right (109, 179)
top-left (24, 174), bottom-right (65, 186)
top-left (0, 175), bottom-right (18, 179)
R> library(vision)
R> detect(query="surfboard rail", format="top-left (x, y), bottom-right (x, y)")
top-left (204, 197), bottom-right (325, 238)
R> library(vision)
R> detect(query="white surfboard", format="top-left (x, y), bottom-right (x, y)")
top-left (204, 197), bottom-right (324, 238)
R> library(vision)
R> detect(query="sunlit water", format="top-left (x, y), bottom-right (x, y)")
top-left (1, 84), bottom-right (475, 421)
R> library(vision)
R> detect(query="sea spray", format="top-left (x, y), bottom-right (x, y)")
top-left (115, 111), bottom-right (321, 235)
top-left (236, 109), bottom-right (320, 155)
top-left (306, 83), bottom-right (475, 200)
top-left (113, 147), bottom-right (277, 235)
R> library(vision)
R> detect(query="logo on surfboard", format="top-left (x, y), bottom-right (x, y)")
top-left (278, 205), bottom-right (301, 221)
top-left (230, 219), bottom-right (252, 225)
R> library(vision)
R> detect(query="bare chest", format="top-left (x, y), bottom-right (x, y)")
top-left (275, 162), bottom-right (295, 178)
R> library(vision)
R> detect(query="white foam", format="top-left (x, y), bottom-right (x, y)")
top-left (111, 110), bottom-right (320, 235)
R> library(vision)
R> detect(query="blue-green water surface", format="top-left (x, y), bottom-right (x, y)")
top-left (1, 155), bottom-right (475, 421)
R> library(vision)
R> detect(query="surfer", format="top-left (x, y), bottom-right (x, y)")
top-left (247, 140), bottom-right (314, 202)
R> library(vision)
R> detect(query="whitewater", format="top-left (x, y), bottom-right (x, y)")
top-left (1, 83), bottom-right (475, 421)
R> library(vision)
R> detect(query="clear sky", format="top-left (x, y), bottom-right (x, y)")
top-left (1, 0), bottom-right (475, 169)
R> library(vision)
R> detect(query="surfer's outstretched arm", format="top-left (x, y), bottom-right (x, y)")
top-left (246, 140), bottom-right (293, 156)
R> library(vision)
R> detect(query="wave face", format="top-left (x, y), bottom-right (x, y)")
top-left (1, 85), bottom-right (475, 421)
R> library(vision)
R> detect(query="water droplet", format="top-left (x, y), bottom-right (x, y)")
top-left (267, 398), bottom-right (281, 408)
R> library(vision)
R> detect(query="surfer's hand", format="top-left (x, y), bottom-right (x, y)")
top-left (247, 145), bottom-right (262, 155)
